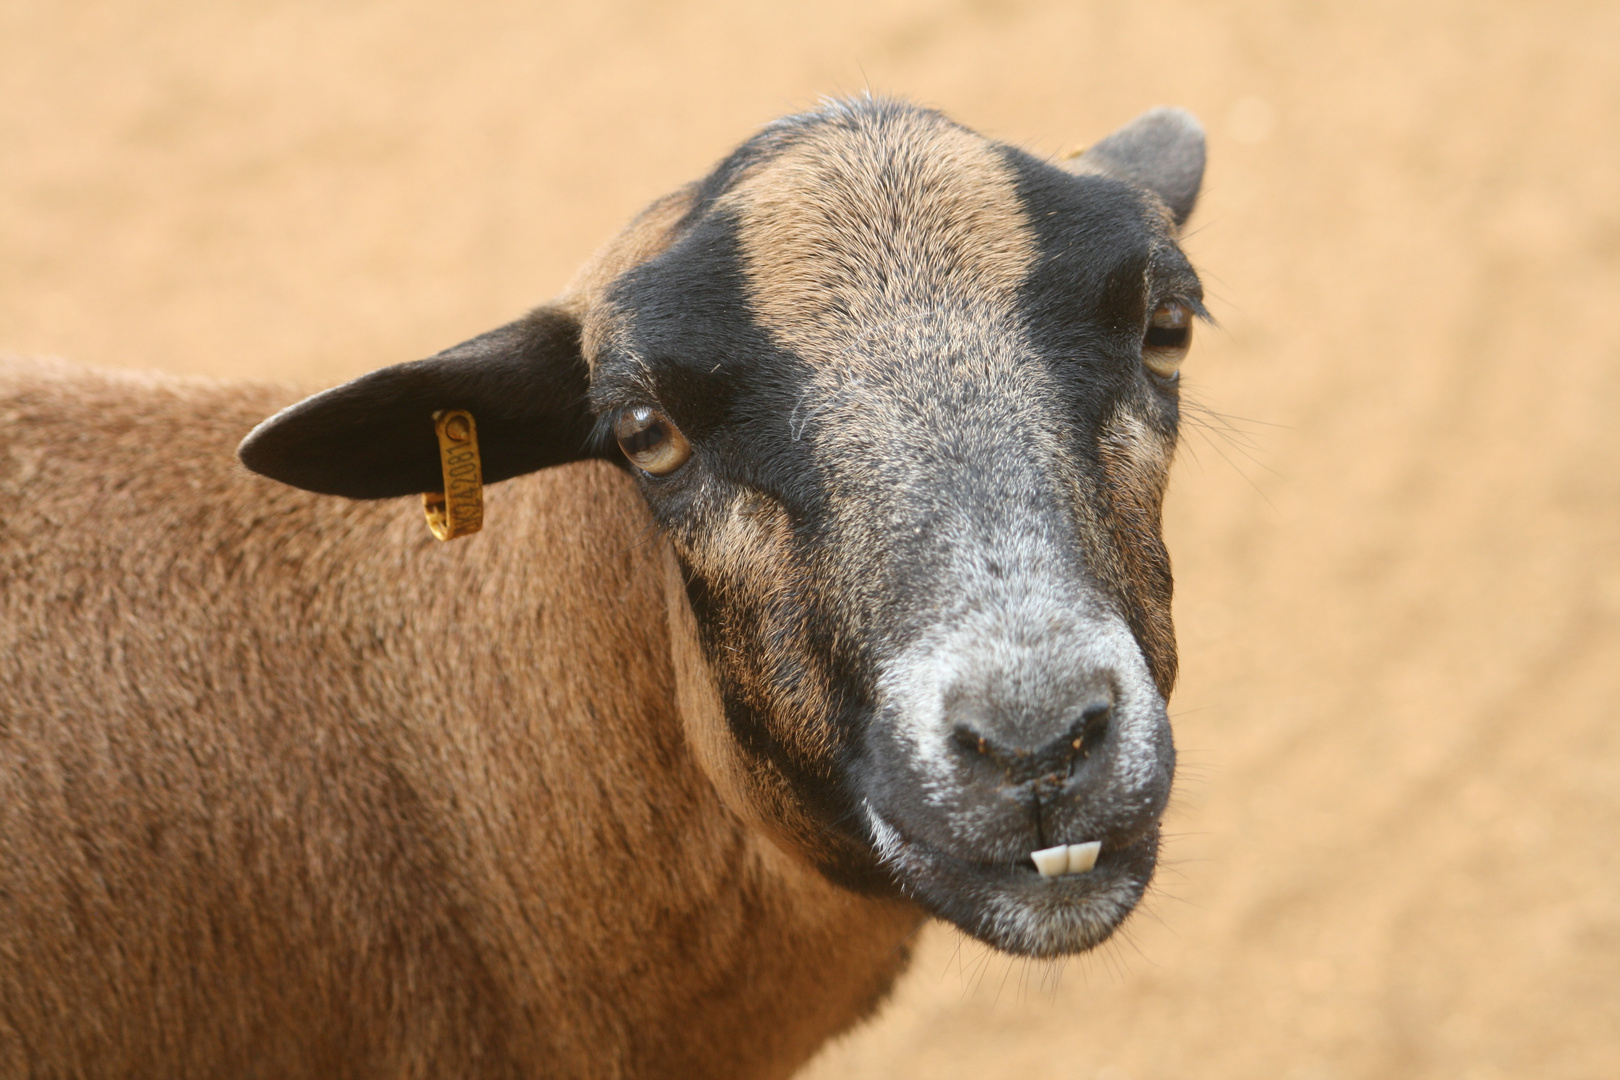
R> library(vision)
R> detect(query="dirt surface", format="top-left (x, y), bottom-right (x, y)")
top-left (5, 2), bottom-right (1617, 1077)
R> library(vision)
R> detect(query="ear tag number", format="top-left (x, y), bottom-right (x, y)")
top-left (422, 409), bottom-right (484, 541)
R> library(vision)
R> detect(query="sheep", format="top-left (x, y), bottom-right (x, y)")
top-left (0, 97), bottom-right (1206, 1080)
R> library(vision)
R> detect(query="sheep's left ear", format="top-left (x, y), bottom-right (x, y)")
top-left (1074, 107), bottom-right (1206, 228)
top-left (239, 306), bottom-right (615, 499)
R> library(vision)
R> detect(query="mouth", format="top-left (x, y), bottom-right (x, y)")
top-left (864, 805), bottom-right (1161, 958)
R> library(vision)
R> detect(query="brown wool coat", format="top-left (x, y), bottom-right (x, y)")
top-left (0, 357), bottom-right (920, 1080)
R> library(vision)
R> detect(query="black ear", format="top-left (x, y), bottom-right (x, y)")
top-left (238, 306), bottom-right (616, 499)
top-left (1078, 107), bottom-right (1206, 228)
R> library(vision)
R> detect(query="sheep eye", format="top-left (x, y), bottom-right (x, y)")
top-left (614, 406), bottom-right (692, 476)
top-left (1143, 300), bottom-right (1193, 380)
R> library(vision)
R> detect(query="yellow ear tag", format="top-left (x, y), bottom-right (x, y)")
top-left (422, 409), bottom-right (484, 541)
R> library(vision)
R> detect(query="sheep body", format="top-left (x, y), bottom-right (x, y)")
top-left (0, 357), bottom-right (917, 1079)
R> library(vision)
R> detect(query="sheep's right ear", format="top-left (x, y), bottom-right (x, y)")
top-left (239, 306), bottom-right (617, 499)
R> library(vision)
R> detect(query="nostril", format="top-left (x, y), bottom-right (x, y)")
top-left (1074, 704), bottom-right (1112, 761)
top-left (1037, 701), bottom-right (1111, 778)
top-left (950, 723), bottom-right (991, 759)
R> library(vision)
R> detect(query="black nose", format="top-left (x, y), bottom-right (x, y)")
top-left (949, 697), bottom-right (1114, 786)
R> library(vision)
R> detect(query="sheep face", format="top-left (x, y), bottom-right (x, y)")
top-left (240, 97), bottom-right (1205, 959)
top-left (588, 100), bottom-right (1201, 957)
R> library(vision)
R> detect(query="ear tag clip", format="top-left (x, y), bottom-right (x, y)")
top-left (422, 409), bottom-right (484, 541)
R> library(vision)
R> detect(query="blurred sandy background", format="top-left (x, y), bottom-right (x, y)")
top-left (4, 1), bottom-right (1617, 1077)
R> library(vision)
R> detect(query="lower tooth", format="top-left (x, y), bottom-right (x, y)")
top-left (1031, 844), bottom-right (1070, 877)
top-left (1066, 841), bottom-right (1102, 874)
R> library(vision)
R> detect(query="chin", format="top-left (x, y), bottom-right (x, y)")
top-left (866, 808), bottom-right (1161, 958)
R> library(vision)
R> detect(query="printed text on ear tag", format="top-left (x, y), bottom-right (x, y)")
top-left (422, 409), bottom-right (483, 541)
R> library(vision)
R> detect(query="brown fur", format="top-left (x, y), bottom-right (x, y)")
top-left (0, 357), bottom-right (920, 1079)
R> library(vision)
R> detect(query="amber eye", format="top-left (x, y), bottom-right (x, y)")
top-left (1143, 300), bottom-right (1193, 380)
top-left (613, 406), bottom-right (692, 476)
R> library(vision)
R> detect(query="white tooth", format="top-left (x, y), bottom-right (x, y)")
top-left (1031, 844), bottom-right (1071, 877)
top-left (1066, 841), bottom-right (1102, 874)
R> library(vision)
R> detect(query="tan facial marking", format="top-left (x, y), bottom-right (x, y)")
top-left (663, 543), bottom-right (832, 867)
top-left (1096, 406), bottom-right (1178, 693)
top-left (675, 489), bottom-right (841, 769)
top-left (678, 489), bottom-right (800, 601)
top-left (725, 110), bottom-right (1038, 369)
top-left (1101, 407), bottom-right (1175, 489)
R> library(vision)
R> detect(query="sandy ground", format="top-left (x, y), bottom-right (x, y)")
top-left (4, 1), bottom-right (1618, 1077)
